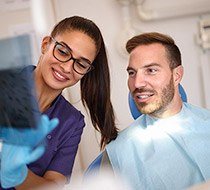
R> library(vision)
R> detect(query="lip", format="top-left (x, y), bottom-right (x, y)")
top-left (52, 68), bottom-right (70, 82)
top-left (134, 92), bottom-right (154, 103)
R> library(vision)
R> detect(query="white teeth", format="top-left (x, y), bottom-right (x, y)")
top-left (54, 71), bottom-right (65, 80)
top-left (138, 95), bottom-right (150, 99)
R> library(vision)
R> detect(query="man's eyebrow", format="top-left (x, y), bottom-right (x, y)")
top-left (143, 63), bottom-right (161, 68)
top-left (126, 63), bottom-right (161, 71)
top-left (126, 66), bottom-right (134, 71)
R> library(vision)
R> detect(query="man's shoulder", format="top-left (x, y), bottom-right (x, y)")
top-left (184, 102), bottom-right (210, 120)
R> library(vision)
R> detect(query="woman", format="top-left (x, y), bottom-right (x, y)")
top-left (2, 16), bottom-right (118, 190)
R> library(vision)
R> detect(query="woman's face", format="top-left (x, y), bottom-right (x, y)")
top-left (37, 30), bottom-right (97, 91)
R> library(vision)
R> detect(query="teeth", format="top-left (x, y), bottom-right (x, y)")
top-left (54, 71), bottom-right (65, 80)
top-left (138, 95), bottom-right (151, 99)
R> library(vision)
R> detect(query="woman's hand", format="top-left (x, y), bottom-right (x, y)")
top-left (0, 115), bottom-right (59, 188)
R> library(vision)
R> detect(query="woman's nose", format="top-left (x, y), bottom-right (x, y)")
top-left (60, 59), bottom-right (74, 73)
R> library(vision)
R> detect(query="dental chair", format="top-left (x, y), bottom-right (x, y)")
top-left (84, 84), bottom-right (187, 177)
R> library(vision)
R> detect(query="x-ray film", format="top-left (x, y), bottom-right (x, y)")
top-left (0, 35), bottom-right (41, 145)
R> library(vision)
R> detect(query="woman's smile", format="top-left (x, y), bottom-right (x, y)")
top-left (52, 68), bottom-right (70, 82)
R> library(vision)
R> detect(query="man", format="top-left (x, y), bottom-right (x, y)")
top-left (105, 32), bottom-right (210, 190)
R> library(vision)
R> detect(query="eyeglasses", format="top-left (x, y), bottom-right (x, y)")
top-left (50, 37), bottom-right (94, 75)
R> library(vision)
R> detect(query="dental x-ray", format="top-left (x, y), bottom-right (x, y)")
top-left (0, 35), bottom-right (41, 145)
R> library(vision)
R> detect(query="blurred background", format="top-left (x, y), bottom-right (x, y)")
top-left (0, 0), bottom-right (210, 187)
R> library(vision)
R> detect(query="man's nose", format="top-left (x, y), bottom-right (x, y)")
top-left (134, 71), bottom-right (147, 89)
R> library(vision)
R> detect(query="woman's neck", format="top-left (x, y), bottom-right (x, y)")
top-left (34, 67), bottom-right (61, 113)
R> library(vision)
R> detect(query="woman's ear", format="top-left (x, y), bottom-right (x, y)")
top-left (173, 65), bottom-right (184, 86)
top-left (41, 36), bottom-right (51, 54)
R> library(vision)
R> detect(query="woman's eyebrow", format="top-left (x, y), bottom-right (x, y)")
top-left (60, 41), bottom-right (92, 64)
top-left (59, 41), bottom-right (71, 50)
top-left (79, 57), bottom-right (92, 64)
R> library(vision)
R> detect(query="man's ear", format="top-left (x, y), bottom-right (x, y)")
top-left (173, 65), bottom-right (184, 86)
top-left (41, 36), bottom-right (51, 54)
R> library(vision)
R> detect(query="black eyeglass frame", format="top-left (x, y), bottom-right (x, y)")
top-left (50, 37), bottom-right (94, 75)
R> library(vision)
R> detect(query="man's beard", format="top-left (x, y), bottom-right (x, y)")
top-left (135, 77), bottom-right (175, 116)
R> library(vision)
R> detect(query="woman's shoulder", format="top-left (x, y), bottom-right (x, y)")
top-left (47, 95), bottom-right (85, 137)
top-left (59, 95), bottom-right (82, 113)
top-left (46, 95), bottom-right (85, 124)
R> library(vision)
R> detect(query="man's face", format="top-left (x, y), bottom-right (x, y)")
top-left (127, 43), bottom-right (177, 118)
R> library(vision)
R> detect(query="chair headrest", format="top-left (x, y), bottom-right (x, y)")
top-left (128, 84), bottom-right (187, 119)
